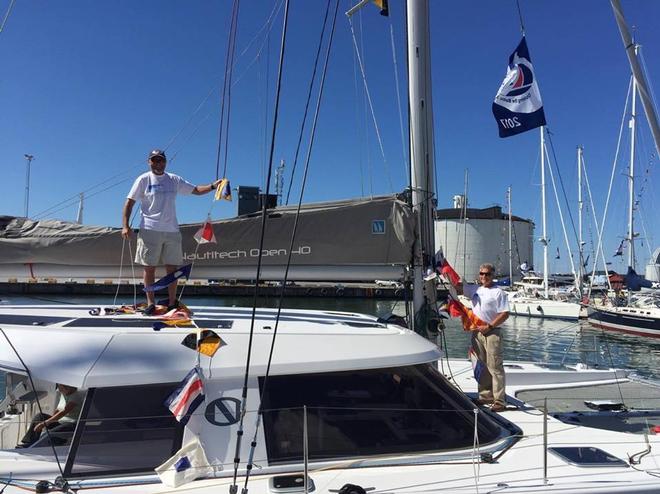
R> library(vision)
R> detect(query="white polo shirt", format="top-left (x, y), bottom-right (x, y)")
top-left (128, 172), bottom-right (195, 232)
top-left (464, 283), bottom-right (510, 325)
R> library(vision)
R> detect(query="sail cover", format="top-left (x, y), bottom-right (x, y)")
top-left (0, 195), bottom-right (414, 281)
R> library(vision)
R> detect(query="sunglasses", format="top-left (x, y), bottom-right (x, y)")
top-left (150, 157), bottom-right (166, 163)
top-left (479, 272), bottom-right (493, 276)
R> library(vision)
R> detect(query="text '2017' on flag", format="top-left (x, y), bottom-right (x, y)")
top-left (165, 367), bottom-right (205, 426)
top-left (492, 36), bottom-right (546, 138)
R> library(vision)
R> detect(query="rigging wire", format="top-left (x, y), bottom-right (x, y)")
top-left (543, 135), bottom-right (578, 282)
top-left (230, 1), bottom-right (290, 491)
top-left (514, 0), bottom-right (526, 36)
top-left (388, 13), bottom-right (409, 176)
top-left (544, 129), bottom-right (580, 251)
top-left (0, 330), bottom-right (68, 484)
top-left (30, 2), bottom-right (282, 222)
top-left (242, 3), bottom-right (340, 492)
top-left (0, 0), bottom-right (16, 37)
top-left (348, 15), bottom-right (394, 193)
top-left (215, 0), bottom-right (241, 181)
top-left (352, 19), bottom-right (366, 197)
top-left (588, 76), bottom-right (632, 290)
top-left (581, 154), bottom-right (613, 293)
top-left (283, 0), bottom-right (333, 205)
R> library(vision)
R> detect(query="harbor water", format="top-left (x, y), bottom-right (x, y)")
top-left (1, 295), bottom-right (659, 388)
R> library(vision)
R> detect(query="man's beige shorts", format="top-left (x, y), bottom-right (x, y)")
top-left (135, 229), bottom-right (183, 266)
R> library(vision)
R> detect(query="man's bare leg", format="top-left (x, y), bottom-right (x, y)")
top-left (144, 266), bottom-right (156, 306)
top-left (165, 264), bottom-right (177, 306)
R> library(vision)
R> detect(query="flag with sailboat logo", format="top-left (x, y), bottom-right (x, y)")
top-left (492, 36), bottom-right (546, 138)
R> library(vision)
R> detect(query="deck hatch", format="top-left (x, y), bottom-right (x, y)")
top-left (549, 447), bottom-right (628, 467)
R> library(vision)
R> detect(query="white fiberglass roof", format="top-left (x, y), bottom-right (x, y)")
top-left (0, 305), bottom-right (440, 388)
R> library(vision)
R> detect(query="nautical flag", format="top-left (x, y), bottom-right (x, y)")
top-left (155, 437), bottom-right (213, 487)
top-left (447, 298), bottom-right (488, 331)
top-left (555, 248), bottom-right (560, 260)
top-left (492, 37), bottom-right (546, 138)
top-left (181, 330), bottom-right (226, 357)
top-left (613, 240), bottom-right (624, 257)
top-left (468, 346), bottom-right (486, 382)
top-left (165, 367), bottom-right (205, 426)
top-left (435, 249), bottom-right (461, 286)
top-left (214, 178), bottom-right (232, 201)
top-left (193, 217), bottom-right (216, 244)
top-left (372, 0), bottom-right (389, 16)
top-left (144, 264), bottom-right (192, 292)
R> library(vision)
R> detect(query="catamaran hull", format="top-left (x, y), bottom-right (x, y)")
top-left (588, 306), bottom-right (660, 337)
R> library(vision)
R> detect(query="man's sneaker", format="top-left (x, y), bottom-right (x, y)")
top-left (490, 402), bottom-right (506, 413)
top-left (166, 300), bottom-right (180, 312)
top-left (143, 304), bottom-right (157, 316)
top-left (476, 398), bottom-right (493, 406)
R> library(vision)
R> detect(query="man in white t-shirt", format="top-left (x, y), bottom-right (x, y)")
top-left (463, 263), bottom-right (510, 412)
top-left (122, 149), bottom-right (220, 314)
top-left (19, 384), bottom-right (85, 447)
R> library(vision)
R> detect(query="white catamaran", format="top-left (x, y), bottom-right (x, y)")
top-left (1, 1), bottom-right (659, 493)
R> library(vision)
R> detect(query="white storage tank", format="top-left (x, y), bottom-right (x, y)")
top-left (646, 247), bottom-right (660, 282)
top-left (435, 204), bottom-right (534, 283)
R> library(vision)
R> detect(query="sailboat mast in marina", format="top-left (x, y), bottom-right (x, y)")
top-left (406, 0), bottom-right (437, 327)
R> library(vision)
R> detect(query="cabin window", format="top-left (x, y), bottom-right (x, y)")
top-left (64, 383), bottom-right (183, 477)
top-left (260, 364), bottom-right (508, 464)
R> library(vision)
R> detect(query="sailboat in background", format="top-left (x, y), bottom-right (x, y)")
top-left (587, 1), bottom-right (660, 336)
top-left (507, 128), bottom-right (582, 320)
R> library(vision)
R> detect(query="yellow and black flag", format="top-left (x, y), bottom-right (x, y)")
top-left (181, 330), bottom-right (226, 357)
top-left (373, 0), bottom-right (388, 16)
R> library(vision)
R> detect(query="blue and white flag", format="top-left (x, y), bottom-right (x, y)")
top-left (155, 437), bottom-right (213, 487)
top-left (492, 37), bottom-right (546, 138)
top-left (468, 346), bottom-right (486, 382)
top-left (144, 263), bottom-right (192, 292)
top-left (165, 367), bottom-right (205, 426)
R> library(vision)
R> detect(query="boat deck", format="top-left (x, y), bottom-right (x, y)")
top-left (517, 380), bottom-right (660, 434)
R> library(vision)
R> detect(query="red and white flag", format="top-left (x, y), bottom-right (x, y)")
top-left (193, 217), bottom-right (216, 244)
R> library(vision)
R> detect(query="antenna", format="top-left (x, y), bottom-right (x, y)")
top-left (275, 159), bottom-right (285, 206)
top-left (23, 154), bottom-right (35, 218)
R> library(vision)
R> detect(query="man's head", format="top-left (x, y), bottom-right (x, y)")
top-left (478, 263), bottom-right (495, 287)
top-left (148, 149), bottom-right (167, 175)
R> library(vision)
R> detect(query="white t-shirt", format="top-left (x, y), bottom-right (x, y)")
top-left (128, 172), bottom-right (195, 232)
top-left (57, 389), bottom-right (86, 424)
top-left (463, 283), bottom-right (510, 325)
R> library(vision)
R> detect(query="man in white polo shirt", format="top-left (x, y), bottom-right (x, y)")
top-left (463, 263), bottom-right (510, 412)
top-left (121, 149), bottom-right (220, 315)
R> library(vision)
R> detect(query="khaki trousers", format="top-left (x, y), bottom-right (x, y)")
top-left (472, 328), bottom-right (506, 405)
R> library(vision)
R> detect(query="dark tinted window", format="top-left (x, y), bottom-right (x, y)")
top-left (65, 384), bottom-right (182, 477)
top-left (260, 364), bottom-right (506, 464)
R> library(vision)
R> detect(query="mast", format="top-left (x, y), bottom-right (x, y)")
top-left (611, 0), bottom-right (660, 158)
top-left (627, 62), bottom-right (637, 270)
top-left (76, 192), bottom-right (84, 225)
top-left (577, 146), bottom-right (584, 296)
top-left (508, 186), bottom-right (513, 284)
top-left (462, 170), bottom-right (468, 278)
top-left (407, 0), bottom-right (437, 319)
top-left (540, 127), bottom-right (549, 298)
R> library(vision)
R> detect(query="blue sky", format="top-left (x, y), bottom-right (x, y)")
top-left (0, 0), bottom-right (658, 274)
